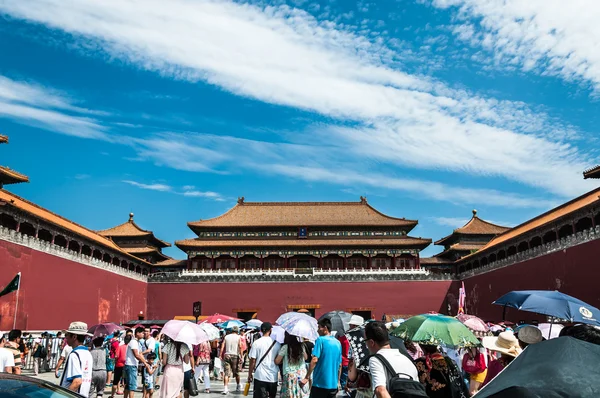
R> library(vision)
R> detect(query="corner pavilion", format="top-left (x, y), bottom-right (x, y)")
top-left (175, 197), bottom-right (431, 270)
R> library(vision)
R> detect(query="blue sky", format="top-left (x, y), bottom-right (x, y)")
top-left (0, 0), bottom-right (599, 259)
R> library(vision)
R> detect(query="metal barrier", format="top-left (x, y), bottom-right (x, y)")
top-left (19, 336), bottom-right (66, 372)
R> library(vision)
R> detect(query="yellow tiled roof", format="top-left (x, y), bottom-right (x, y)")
top-left (435, 211), bottom-right (509, 245)
top-left (98, 214), bottom-right (170, 248)
top-left (0, 166), bottom-right (29, 185)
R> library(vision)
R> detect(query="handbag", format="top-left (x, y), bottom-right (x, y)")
top-left (187, 373), bottom-right (200, 396)
top-left (462, 352), bottom-right (485, 374)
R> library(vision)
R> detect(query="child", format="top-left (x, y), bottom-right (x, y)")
top-left (143, 352), bottom-right (159, 398)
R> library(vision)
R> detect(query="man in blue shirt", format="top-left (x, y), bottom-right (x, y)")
top-left (301, 318), bottom-right (342, 398)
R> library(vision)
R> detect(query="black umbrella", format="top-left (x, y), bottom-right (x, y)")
top-left (477, 337), bottom-right (600, 398)
top-left (319, 310), bottom-right (352, 334)
top-left (346, 326), bottom-right (413, 372)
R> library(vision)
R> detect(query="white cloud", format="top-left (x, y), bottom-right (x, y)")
top-left (0, 0), bottom-right (595, 198)
top-left (130, 131), bottom-right (558, 209)
top-left (182, 190), bottom-right (225, 201)
top-left (431, 0), bottom-right (600, 91)
top-left (429, 216), bottom-right (512, 229)
top-left (0, 75), bottom-right (107, 139)
top-left (122, 180), bottom-right (172, 192)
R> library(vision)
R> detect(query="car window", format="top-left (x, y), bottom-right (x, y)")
top-left (0, 377), bottom-right (78, 397)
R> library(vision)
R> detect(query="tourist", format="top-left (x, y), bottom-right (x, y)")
top-left (151, 330), bottom-right (162, 388)
top-left (90, 337), bottom-right (108, 398)
top-left (480, 331), bottom-right (521, 388)
top-left (194, 340), bottom-right (212, 393)
top-left (110, 334), bottom-right (130, 398)
top-left (461, 346), bottom-right (487, 395)
top-left (0, 343), bottom-right (14, 373)
top-left (559, 324), bottom-right (600, 345)
top-left (124, 327), bottom-right (149, 398)
top-left (32, 335), bottom-right (47, 376)
top-left (143, 352), bottom-right (159, 398)
top-left (248, 322), bottom-right (280, 398)
top-left (60, 322), bottom-right (94, 397)
top-left (275, 332), bottom-right (309, 398)
top-left (220, 326), bottom-right (243, 394)
top-left (516, 326), bottom-right (543, 349)
top-left (240, 330), bottom-right (248, 369)
top-left (182, 343), bottom-right (195, 398)
top-left (4, 329), bottom-right (22, 375)
top-left (337, 329), bottom-right (350, 393)
top-left (55, 340), bottom-right (73, 378)
top-left (301, 318), bottom-right (342, 398)
top-left (159, 336), bottom-right (191, 398)
top-left (50, 332), bottom-right (63, 369)
top-left (106, 331), bottom-right (121, 388)
top-left (414, 344), bottom-right (469, 398)
top-left (364, 321), bottom-right (420, 398)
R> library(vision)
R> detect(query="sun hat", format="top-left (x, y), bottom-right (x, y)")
top-left (231, 326), bottom-right (239, 333)
top-left (349, 315), bottom-right (364, 327)
top-left (482, 331), bottom-right (522, 357)
top-left (63, 321), bottom-right (93, 336)
top-left (517, 325), bottom-right (543, 345)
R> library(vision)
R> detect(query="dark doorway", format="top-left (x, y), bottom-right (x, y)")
top-left (351, 310), bottom-right (372, 320)
top-left (237, 312), bottom-right (257, 321)
top-left (294, 308), bottom-right (316, 317)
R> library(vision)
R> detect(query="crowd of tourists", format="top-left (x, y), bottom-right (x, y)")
top-left (1, 311), bottom-right (599, 398)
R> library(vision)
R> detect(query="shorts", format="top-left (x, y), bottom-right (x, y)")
top-left (470, 369), bottom-right (488, 383)
top-left (113, 366), bottom-right (124, 384)
top-left (223, 354), bottom-right (239, 378)
top-left (310, 386), bottom-right (338, 398)
top-left (145, 379), bottom-right (155, 390)
top-left (106, 358), bottom-right (115, 372)
top-left (253, 379), bottom-right (277, 398)
top-left (124, 365), bottom-right (138, 391)
top-left (183, 369), bottom-right (193, 390)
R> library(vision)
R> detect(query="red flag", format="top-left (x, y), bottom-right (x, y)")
top-left (458, 281), bottom-right (466, 315)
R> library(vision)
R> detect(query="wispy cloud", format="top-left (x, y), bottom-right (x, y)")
top-left (431, 0), bottom-right (600, 92)
top-left (0, 0), bottom-right (595, 198)
top-left (429, 215), bottom-right (513, 229)
top-left (74, 174), bottom-right (91, 180)
top-left (122, 179), bottom-right (224, 201)
top-left (0, 75), bottom-right (107, 139)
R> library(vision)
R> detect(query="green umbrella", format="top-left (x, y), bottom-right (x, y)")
top-left (390, 314), bottom-right (480, 348)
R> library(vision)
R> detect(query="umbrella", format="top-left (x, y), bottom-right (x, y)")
top-left (537, 323), bottom-right (564, 340)
top-left (246, 319), bottom-right (263, 328)
top-left (345, 325), bottom-right (413, 372)
top-left (270, 325), bottom-right (286, 344)
top-left (493, 290), bottom-right (600, 325)
top-left (88, 323), bottom-right (123, 339)
top-left (162, 320), bottom-right (209, 345)
top-left (278, 313), bottom-right (318, 341)
top-left (456, 314), bottom-right (492, 337)
top-left (198, 322), bottom-right (220, 340)
top-left (219, 319), bottom-right (245, 329)
top-left (476, 337), bottom-right (600, 398)
top-left (391, 314), bottom-right (480, 348)
top-left (318, 311), bottom-right (353, 334)
top-left (204, 313), bottom-right (240, 324)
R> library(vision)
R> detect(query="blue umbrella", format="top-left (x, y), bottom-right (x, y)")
top-left (493, 290), bottom-right (600, 326)
top-left (219, 319), bottom-right (245, 329)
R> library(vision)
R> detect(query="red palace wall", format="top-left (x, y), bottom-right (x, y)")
top-left (0, 239), bottom-right (147, 330)
top-left (462, 239), bottom-right (600, 323)
top-left (147, 280), bottom-right (457, 321)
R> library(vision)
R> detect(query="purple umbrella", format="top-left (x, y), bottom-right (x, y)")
top-left (88, 323), bottom-right (123, 338)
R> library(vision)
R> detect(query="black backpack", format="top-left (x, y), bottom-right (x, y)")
top-left (373, 353), bottom-right (428, 398)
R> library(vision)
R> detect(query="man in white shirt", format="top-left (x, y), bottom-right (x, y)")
top-left (124, 327), bottom-right (149, 398)
top-left (220, 326), bottom-right (243, 394)
top-left (247, 323), bottom-right (280, 398)
top-left (55, 344), bottom-right (73, 377)
top-left (364, 321), bottom-right (419, 398)
top-left (0, 346), bottom-right (14, 373)
top-left (60, 322), bottom-right (94, 397)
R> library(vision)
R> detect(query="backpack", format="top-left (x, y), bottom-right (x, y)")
top-left (373, 353), bottom-right (428, 398)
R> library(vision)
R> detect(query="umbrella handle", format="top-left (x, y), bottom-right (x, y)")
top-left (502, 304), bottom-right (507, 322)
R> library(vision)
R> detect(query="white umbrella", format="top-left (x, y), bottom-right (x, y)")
top-left (198, 322), bottom-right (220, 341)
top-left (538, 323), bottom-right (564, 340)
top-left (162, 320), bottom-right (209, 346)
top-left (270, 325), bottom-right (286, 344)
top-left (246, 319), bottom-right (263, 328)
top-left (276, 311), bottom-right (315, 326)
top-left (280, 317), bottom-right (318, 341)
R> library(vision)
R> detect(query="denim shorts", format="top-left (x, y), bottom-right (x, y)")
top-left (124, 365), bottom-right (138, 391)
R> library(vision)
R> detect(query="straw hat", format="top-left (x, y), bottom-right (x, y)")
top-left (482, 331), bottom-right (522, 357)
top-left (63, 321), bottom-right (93, 336)
top-left (517, 325), bottom-right (543, 345)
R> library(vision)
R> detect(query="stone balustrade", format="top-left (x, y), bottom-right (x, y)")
top-left (0, 226), bottom-right (148, 282)
top-left (459, 225), bottom-right (600, 279)
top-left (150, 265), bottom-right (446, 283)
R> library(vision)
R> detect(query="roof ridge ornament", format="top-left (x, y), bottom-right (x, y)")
top-left (129, 212), bottom-right (134, 222)
top-left (360, 196), bottom-right (367, 204)
top-left (472, 209), bottom-right (478, 217)
top-left (237, 196), bottom-right (245, 205)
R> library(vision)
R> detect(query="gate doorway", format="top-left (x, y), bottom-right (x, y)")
top-left (351, 310), bottom-right (372, 320)
top-left (237, 312), bottom-right (258, 321)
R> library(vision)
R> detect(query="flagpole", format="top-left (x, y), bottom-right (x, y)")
top-left (12, 272), bottom-right (20, 329)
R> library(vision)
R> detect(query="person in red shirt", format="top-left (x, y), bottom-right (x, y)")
top-left (337, 334), bottom-right (350, 394)
top-left (110, 335), bottom-right (131, 398)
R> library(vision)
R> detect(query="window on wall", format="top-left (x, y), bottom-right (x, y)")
top-left (373, 258), bottom-right (390, 268)
top-left (396, 257), bottom-right (415, 269)
top-left (241, 258), bottom-right (259, 268)
top-left (348, 257), bottom-right (367, 268)
top-left (265, 258), bottom-right (284, 268)
top-left (323, 258), bottom-right (343, 269)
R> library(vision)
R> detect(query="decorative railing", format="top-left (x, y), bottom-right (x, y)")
top-left (460, 225), bottom-right (600, 279)
top-left (0, 227), bottom-right (148, 282)
top-left (149, 266), bottom-right (448, 283)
